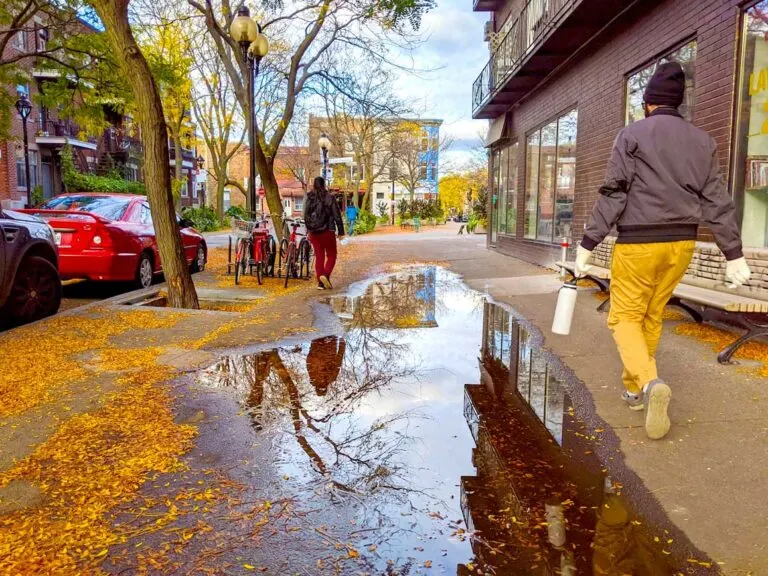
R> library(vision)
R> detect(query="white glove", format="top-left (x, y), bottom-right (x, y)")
top-left (574, 245), bottom-right (593, 278)
top-left (725, 257), bottom-right (751, 289)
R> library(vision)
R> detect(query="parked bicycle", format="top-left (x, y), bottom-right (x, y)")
top-left (232, 216), bottom-right (276, 285)
top-left (278, 218), bottom-right (312, 288)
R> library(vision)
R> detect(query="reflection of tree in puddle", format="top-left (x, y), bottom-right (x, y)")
top-left (330, 266), bottom-right (440, 329)
top-left (197, 322), bottom-right (422, 501)
top-left (462, 302), bottom-right (680, 574)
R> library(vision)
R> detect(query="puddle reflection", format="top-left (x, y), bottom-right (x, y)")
top-left (196, 267), bottom-right (698, 574)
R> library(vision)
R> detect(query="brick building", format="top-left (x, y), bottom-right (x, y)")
top-left (473, 0), bottom-right (768, 270)
top-left (1, 16), bottom-right (201, 209)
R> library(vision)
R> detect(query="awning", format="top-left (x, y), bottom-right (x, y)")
top-left (485, 113), bottom-right (509, 148)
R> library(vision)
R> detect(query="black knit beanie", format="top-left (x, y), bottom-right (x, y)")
top-left (643, 61), bottom-right (685, 108)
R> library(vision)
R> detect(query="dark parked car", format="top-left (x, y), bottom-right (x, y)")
top-left (0, 208), bottom-right (62, 326)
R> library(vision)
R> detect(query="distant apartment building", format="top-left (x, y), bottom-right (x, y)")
top-left (1, 17), bottom-right (201, 209)
top-left (473, 0), bottom-right (768, 267)
top-left (308, 115), bottom-right (443, 211)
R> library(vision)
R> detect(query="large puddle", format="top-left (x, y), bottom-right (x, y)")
top-left (194, 267), bottom-right (712, 574)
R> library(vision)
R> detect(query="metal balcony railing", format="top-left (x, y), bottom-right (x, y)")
top-left (472, 0), bottom-right (575, 115)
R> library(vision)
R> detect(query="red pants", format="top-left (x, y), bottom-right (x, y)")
top-left (308, 230), bottom-right (337, 280)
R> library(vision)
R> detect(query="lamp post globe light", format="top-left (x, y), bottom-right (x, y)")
top-left (15, 93), bottom-right (33, 207)
top-left (229, 6), bottom-right (268, 219)
top-left (318, 133), bottom-right (331, 180)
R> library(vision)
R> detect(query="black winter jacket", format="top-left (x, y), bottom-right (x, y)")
top-left (582, 108), bottom-right (743, 260)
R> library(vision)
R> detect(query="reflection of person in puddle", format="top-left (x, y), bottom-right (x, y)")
top-left (306, 336), bottom-right (346, 396)
top-left (591, 484), bottom-right (666, 575)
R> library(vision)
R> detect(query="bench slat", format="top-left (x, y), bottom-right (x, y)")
top-left (556, 261), bottom-right (768, 313)
top-left (672, 284), bottom-right (768, 313)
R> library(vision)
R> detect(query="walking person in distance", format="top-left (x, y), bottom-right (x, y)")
top-left (304, 176), bottom-right (345, 290)
top-left (575, 62), bottom-right (750, 440)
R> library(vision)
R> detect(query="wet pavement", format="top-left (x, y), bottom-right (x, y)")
top-left (184, 267), bottom-right (716, 574)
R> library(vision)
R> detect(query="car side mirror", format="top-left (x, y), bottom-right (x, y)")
top-left (179, 218), bottom-right (194, 229)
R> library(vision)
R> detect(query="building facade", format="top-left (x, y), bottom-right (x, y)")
top-left (473, 0), bottom-right (768, 267)
top-left (308, 114), bottom-right (443, 213)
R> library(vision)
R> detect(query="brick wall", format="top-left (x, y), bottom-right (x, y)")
top-left (490, 0), bottom-right (743, 268)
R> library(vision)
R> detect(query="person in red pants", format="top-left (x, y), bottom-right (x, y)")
top-left (304, 176), bottom-right (345, 289)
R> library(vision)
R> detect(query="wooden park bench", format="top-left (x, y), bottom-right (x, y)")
top-left (400, 221), bottom-right (413, 231)
top-left (557, 259), bottom-right (768, 364)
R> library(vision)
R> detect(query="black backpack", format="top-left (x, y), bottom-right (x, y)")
top-left (305, 192), bottom-right (330, 232)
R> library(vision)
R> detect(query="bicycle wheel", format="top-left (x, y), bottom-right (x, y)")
top-left (234, 238), bottom-right (246, 285)
top-left (266, 236), bottom-right (277, 276)
top-left (283, 243), bottom-right (296, 288)
top-left (299, 239), bottom-right (312, 280)
top-left (277, 238), bottom-right (288, 277)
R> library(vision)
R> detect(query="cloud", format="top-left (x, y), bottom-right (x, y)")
top-left (388, 0), bottom-right (489, 173)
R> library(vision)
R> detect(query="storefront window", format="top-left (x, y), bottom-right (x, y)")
top-left (490, 142), bottom-right (518, 237)
top-left (625, 39), bottom-right (697, 124)
top-left (737, 2), bottom-right (768, 248)
top-left (498, 146), bottom-right (508, 235)
top-left (524, 109), bottom-right (578, 242)
top-left (524, 132), bottom-right (540, 239)
top-left (554, 110), bottom-right (577, 239)
top-left (505, 142), bottom-right (518, 234)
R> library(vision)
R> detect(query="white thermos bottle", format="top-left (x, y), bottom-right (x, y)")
top-left (551, 279), bottom-right (578, 336)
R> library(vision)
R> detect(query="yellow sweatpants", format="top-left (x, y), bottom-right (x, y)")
top-left (608, 241), bottom-right (694, 394)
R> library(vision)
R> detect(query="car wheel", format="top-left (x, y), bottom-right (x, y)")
top-left (135, 253), bottom-right (154, 288)
top-left (5, 256), bottom-right (61, 324)
top-left (191, 244), bottom-right (206, 273)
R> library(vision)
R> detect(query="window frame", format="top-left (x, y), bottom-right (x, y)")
top-left (624, 36), bottom-right (697, 125)
top-left (731, 1), bottom-right (768, 247)
top-left (522, 106), bottom-right (578, 243)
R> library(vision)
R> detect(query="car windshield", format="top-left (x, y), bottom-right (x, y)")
top-left (40, 196), bottom-right (131, 221)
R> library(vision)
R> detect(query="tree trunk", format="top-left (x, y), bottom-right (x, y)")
top-left (90, 0), bottom-right (198, 309)
top-left (216, 177), bottom-right (226, 221)
top-left (257, 154), bottom-right (284, 242)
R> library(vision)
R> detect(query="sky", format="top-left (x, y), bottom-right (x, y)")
top-left (392, 0), bottom-right (489, 174)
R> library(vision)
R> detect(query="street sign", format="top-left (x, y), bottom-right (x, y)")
top-left (328, 157), bottom-right (353, 165)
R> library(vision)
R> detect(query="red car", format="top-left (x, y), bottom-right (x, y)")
top-left (23, 193), bottom-right (207, 288)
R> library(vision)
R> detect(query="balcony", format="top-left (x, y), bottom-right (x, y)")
top-left (35, 119), bottom-right (98, 150)
top-left (472, 0), bottom-right (636, 119)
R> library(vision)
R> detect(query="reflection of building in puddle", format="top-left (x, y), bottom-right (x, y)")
top-left (329, 267), bottom-right (438, 329)
top-left (458, 302), bottom-right (674, 575)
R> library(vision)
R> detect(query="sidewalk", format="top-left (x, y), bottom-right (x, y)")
top-left (0, 229), bottom-right (765, 574)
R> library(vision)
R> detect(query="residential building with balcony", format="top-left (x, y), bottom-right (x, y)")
top-left (473, 0), bottom-right (768, 267)
top-left (2, 15), bottom-right (201, 209)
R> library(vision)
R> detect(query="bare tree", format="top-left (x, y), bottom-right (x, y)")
top-left (190, 31), bottom-right (247, 219)
top-left (184, 0), bottom-right (433, 239)
top-left (314, 60), bottom-right (408, 210)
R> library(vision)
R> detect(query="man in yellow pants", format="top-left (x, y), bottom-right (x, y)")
top-left (575, 62), bottom-right (751, 440)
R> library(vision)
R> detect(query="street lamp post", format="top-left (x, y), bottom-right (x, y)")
top-left (318, 133), bottom-right (330, 180)
top-left (230, 7), bottom-right (269, 219)
top-left (15, 94), bottom-right (33, 207)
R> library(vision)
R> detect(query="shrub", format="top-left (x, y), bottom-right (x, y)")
top-left (353, 210), bottom-right (377, 234)
top-left (225, 205), bottom-right (249, 220)
top-left (397, 198), bottom-right (409, 221)
top-left (62, 145), bottom-right (146, 195)
top-left (376, 201), bottom-right (388, 218)
top-left (182, 205), bottom-right (221, 232)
